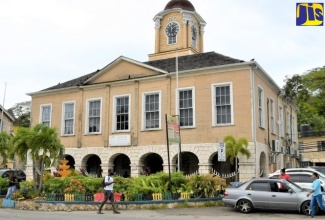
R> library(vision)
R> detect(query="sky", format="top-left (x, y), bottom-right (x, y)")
top-left (0, 0), bottom-right (324, 109)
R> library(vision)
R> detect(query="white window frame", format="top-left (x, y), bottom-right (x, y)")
top-left (61, 101), bottom-right (76, 136)
top-left (85, 98), bottom-right (102, 134)
top-left (292, 115), bottom-right (297, 142)
top-left (142, 91), bottom-right (162, 131)
top-left (113, 94), bottom-right (131, 132)
top-left (286, 110), bottom-right (291, 135)
top-left (270, 97), bottom-right (276, 134)
top-left (278, 105), bottom-right (284, 137)
top-left (176, 86), bottom-right (196, 128)
top-left (258, 86), bottom-right (265, 128)
top-left (211, 82), bottom-right (234, 126)
top-left (39, 104), bottom-right (52, 127)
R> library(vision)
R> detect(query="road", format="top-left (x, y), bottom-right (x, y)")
top-left (0, 207), bottom-right (324, 220)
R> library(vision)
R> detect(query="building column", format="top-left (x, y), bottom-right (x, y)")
top-left (154, 17), bottom-right (161, 53)
top-left (238, 162), bottom-right (256, 182)
top-left (130, 164), bottom-right (142, 177)
top-left (198, 163), bottom-right (212, 175)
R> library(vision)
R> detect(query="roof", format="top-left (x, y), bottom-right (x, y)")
top-left (0, 104), bottom-right (15, 122)
top-left (40, 52), bottom-right (244, 92)
top-left (164, 0), bottom-right (195, 12)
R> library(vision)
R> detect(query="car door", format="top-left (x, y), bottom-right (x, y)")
top-left (269, 180), bottom-right (298, 210)
top-left (245, 181), bottom-right (270, 209)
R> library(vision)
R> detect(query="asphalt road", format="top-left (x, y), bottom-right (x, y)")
top-left (0, 207), bottom-right (324, 220)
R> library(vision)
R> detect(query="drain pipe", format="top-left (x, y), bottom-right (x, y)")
top-left (250, 64), bottom-right (257, 178)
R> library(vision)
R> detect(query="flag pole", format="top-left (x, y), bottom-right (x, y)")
top-left (0, 82), bottom-right (7, 132)
top-left (176, 49), bottom-right (181, 172)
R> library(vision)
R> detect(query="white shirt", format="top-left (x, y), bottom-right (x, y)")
top-left (104, 176), bottom-right (114, 191)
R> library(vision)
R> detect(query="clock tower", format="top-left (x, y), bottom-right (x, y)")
top-left (148, 0), bottom-right (206, 61)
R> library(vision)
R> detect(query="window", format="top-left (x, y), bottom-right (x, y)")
top-left (143, 92), bottom-right (161, 130)
top-left (299, 175), bottom-right (313, 183)
top-left (317, 141), bottom-right (325, 151)
top-left (289, 174), bottom-right (300, 182)
top-left (178, 88), bottom-right (195, 127)
top-left (62, 102), bottom-right (75, 135)
top-left (114, 95), bottom-right (130, 131)
top-left (258, 87), bottom-right (264, 128)
top-left (86, 99), bottom-right (101, 133)
top-left (286, 111), bottom-right (291, 134)
top-left (212, 83), bottom-right (233, 125)
top-left (270, 98), bottom-right (275, 134)
top-left (246, 182), bottom-right (270, 191)
top-left (0, 119), bottom-right (3, 131)
top-left (40, 104), bottom-right (51, 126)
top-left (279, 106), bottom-right (284, 137)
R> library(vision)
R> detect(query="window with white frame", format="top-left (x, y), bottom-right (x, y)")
top-left (258, 87), bottom-right (264, 128)
top-left (212, 84), bottom-right (233, 125)
top-left (143, 92), bottom-right (160, 130)
top-left (62, 102), bottom-right (75, 135)
top-left (286, 111), bottom-right (291, 135)
top-left (178, 88), bottom-right (194, 127)
top-left (115, 95), bottom-right (130, 131)
top-left (41, 105), bottom-right (51, 126)
top-left (87, 99), bottom-right (101, 133)
top-left (292, 115), bottom-right (296, 142)
top-left (270, 98), bottom-right (275, 134)
top-left (279, 106), bottom-right (284, 137)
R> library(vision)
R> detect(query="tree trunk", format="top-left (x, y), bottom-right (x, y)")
top-left (38, 156), bottom-right (45, 192)
top-left (32, 159), bottom-right (37, 190)
top-left (235, 157), bottom-right (238, 182)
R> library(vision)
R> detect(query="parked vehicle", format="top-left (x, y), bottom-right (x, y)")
top-left (223, 178), bottom-right (317, 215)
top-left (0, 169), bottom-right (26, 182)
top-left (269, 172), bottom-right (325, 192)
top-left (268, 168), bottom-right (325, 179)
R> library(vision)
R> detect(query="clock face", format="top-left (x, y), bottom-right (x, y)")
top-left (191, 25), bottom-right (197, 40)
top-left (165, 22), bottom-right (179, 37)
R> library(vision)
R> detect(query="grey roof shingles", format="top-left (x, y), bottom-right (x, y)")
top-left (42, 51), bottom-right (244, 92)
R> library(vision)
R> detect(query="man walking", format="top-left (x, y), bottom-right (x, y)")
top-left (97, 169), bottom-right (120, 214)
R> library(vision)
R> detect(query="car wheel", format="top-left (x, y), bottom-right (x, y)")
top-left (301, 200), bottom-right (319, 215)
top-left (237, 199), bottom-right (254, 213)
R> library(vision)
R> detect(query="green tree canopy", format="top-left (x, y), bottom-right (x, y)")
top-left (0, 132), bottom-right (10, 166)
top-left (283, 66), bottom-right (325, 131)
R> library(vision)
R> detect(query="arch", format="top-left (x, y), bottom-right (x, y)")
top-left (64, 154), bottom-right (75, 170)
top-left (260, 151), bottom-right (267, 177)
top-left (139, 153), bottom-right (163, 175)
top-left (109, 153), bottom-right (131, 177)
top-left (81, 154), bottom-right (102, 177)
top-left (211, 153), bottom-right (236, 181)
top-left (172, 151), bottom-right (199, 175)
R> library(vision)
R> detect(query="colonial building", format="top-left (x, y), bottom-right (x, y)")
top-left (27, 0), bottom-right (299, 181)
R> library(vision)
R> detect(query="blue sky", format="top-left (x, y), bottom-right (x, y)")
top-left (0, 0), bottom-right (324, 108)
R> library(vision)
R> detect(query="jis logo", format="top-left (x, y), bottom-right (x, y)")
top-left (296, 3), bottom-right (324, 26)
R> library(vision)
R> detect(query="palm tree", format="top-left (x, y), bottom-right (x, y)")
top-left (30, 124), bottom-right (64, 191)
top-left (10, 124), bottom-right (64, 191)
top-left (224, 135), bottom-right (251, 182)
top-left (0, 131), bottom-right (10, 166)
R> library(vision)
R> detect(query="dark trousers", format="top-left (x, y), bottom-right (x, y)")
top-left (98, 190), bottom-right (118, 212)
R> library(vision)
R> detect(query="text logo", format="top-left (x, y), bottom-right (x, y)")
top-left (296, 3), bottom-right (324, 26)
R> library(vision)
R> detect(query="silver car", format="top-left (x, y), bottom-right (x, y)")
top-left (223, 178), bottom-right (319, 215)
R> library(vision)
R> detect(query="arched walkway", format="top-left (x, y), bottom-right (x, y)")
top-left (139, 153), bottom-right (163, 175)
top-left (81, 154), bottom-right (102, 177)
top-left (173, 152), bottom-right (199, 175)
top-left (260, 151), bottom-right (267, 177)
top-left (111, 154), bottom-right (131, 177)
top-left (64, 154), bottom-right (75, 170)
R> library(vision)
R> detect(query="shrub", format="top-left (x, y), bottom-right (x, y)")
top-left (64, 179), bottom-right (86, 194)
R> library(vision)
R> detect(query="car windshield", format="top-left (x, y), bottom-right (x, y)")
top-left (285, 179), bottom-right (304, 191)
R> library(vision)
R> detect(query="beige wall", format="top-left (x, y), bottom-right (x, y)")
top-left (31, 67), bottom-right (254, 149)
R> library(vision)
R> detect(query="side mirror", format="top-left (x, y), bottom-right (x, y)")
top-left (288, 189), bottom-right (293, 194)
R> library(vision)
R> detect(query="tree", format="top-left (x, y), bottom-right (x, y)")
top-left (224, 135), bottom-right (251, 182)
top-left (0, 132), bottom-right (10, 166)
top-left (283, 66), bottom-right (325, 131)
top-left (10, 124), bottom-right (64, 191)
top-left (8, 101), bottom-right (31, 128)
